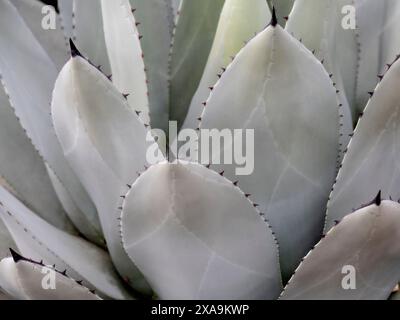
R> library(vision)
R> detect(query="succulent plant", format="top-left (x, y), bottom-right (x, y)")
top-left (0, 0), bottom-right (400, 300)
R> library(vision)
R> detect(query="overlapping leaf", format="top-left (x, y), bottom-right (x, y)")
top-left (282, 200), bottom-right (400, 300)
top-left (355, 0), bottom-right (400, 115)
top-left (286, 0), bottom-right (354, 153)
top-left (0, 0), bottom-right (101, 243)
top-left (101, 0), bottom-right (150, 124)
top-left (0, 186), bottom-right (133, 300)
top-left (73, 0), bottom-right (111, 76)
top-left (0, 83), bottom-right (74, 232)
top-left (51, 51), bottom-right (162, 295)
top-left (121, 161), bottom-right (282, 299)
top-left (58, 0), bottom-right (73, 39)
top-left (200, 23), bottom-right (339, 280)
top-left (0, 253), bottom-right (101, 300)
top-left (13, 0), bottom-right (69, 70)
top-left (325, 54), bottom-right (400, 232)
top-left (183, 0), bottom-right (271, 129)
top-left (129, 0), bottom-right (172, 133)
top-left (169, 0), bottom-right (225, 128)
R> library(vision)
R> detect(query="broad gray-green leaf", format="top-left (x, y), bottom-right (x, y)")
top-left (354, 0), bottom-right (386, 115)
top-left (380, 0), bottom-right (400, 77)
top-left (266, 0), bottom-right (294, 26)
top-left (200, 24), bottom-right (339, 281)
top-left (58, 0), bottom-right (73, 39)
top-left (0, 255), bottom-right (101, 300)
top-left (129, 0), bottom-right (171, 133)
top-left (183, 0), bottom-right (271, 130)
top-left (73, 0), bottom-right (111, 76)
top-left (0, 186), bottom-right (133, 300)
top-left (281, 200), bottom-right (400, 300)
top-left (325, 55), bottom-right (400, 232)
top-left (169, 0), bottom-right (225, 128)
top-left (12, 0), bottom-right (69, 70)
top-left (0, 0), bottom-right (101, 243)
top-left (45, 164), bottom-right (103, 244)
top-left (286, 0), bottom-right (355, 135)
top-left (52, 53), bottom-right (162, 295)
top-left (101, 0), bottom-right (150, 124)
top-left (332, 0), bottom-right (358, 119)
top-left (121, 161), bottom-right (282, 300)
top-left (355, 0), bottom-right (400, 116)
top-left (0, 83), bottom-right (74, 232)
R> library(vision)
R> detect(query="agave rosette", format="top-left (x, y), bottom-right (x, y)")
top-left (0, 0), bottom-right (399, 300)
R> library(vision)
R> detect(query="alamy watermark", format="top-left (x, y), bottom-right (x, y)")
top-left (146, 121), bottom-right (255, 176)
top-left (41, 5), bottom-right (57, 30)
top-left (342, 5), bottom-right (356, 30)
top-left (341, 265), bottom-right (356, 290)
top-left (41, 266), bottom-right (56, 290)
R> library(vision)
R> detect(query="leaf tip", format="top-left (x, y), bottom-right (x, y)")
top-left (69, 38), bottom-right (83, 58)
top-left (9, 248), bottom-right (24, 263)
top-left (270, 6), bottom-right (278, 27)
top-left (374, 190), bottom-right (382, 206)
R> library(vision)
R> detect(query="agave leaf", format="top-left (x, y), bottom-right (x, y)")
top-left (281, 200), bottom-right (400, 300)
top-left (169, 0), bottom-right (225, 128)
top-left (58, 0), bottom-right (73, 39)
top-left (0, 186), bottom-right (133, 300)
top-left (51, 53), bottom-right (162, 295)
top-left (0, 219), bottom-right (15, 261)
top-left (332, 0), bottom-right (358, 119)
top-left (73, 0), bottom-right (111, 76)
top-left (353, 0), bottom-right (386, 116)
top-left (129, 0), bottom-right (171, 133)
top-left (285, 0), bottom-right (355, 133)
top-left (0, 255), bottom-right (101, 300)
top-left (379, 0), bottom-right (400, 78)
top-left (0, 83), bottom-right (74, 233)
top-left (0, 0), bottom-right (101, 243)
top-left (325, 55), bottom-right (400, 232)
top-left (183, 0), bottom-right (271, 130)
top-left (356, 0), bottom-right (400, 116)
top-left (121, 161), bottom-right (282, 300)
top-left (12, 0), bottom-right (69, 70)
top-left (200, 24), bottom-right (339, 281)
top-left (101, 0), bottom-right (150, 124)
top-left (44, 164), bottom-right (103, 245)
top-left (266, 0), bottom-right (294, 26)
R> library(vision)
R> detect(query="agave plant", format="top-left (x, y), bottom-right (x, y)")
top-left (0, 0), bottom-right (400, 300)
